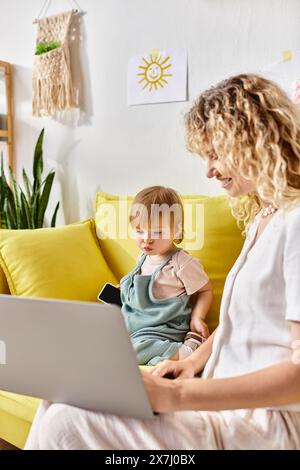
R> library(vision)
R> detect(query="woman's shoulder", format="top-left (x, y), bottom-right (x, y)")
top-left (283, 203), bottom-right (300, 231)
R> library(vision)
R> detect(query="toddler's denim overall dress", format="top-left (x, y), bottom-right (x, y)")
top-left (120, 248), bottom-right (192, 365)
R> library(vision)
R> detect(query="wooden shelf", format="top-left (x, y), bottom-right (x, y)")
top-left (0, 61), bottom-right (14, 168)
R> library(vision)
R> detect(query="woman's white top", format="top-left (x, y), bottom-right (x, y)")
top-left (202, 205), bottom-right (300, 411)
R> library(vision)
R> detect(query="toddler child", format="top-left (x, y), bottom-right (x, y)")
top-left (119, 186), bottom-right (213, 366)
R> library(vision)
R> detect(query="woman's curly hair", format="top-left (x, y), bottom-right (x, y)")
top-left (185, 74), bottom-right (300, 232)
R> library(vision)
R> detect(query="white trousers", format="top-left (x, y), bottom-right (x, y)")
top-left (24, 400), bottom-right (300, 450)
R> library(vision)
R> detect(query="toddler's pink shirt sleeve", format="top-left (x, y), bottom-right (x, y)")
top-left (175, 250), bottom-right (209, 295)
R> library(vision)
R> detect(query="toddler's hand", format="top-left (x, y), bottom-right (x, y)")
top-left (190, 317), bottom-right (210, 338)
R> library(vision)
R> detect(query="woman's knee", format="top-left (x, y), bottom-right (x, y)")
top-left (38, 403), bottom-right (73, 449)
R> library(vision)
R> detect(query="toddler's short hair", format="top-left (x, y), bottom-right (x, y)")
top-left (129, 186), bottom-right (184, 244)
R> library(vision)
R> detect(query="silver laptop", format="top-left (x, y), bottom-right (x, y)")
top-left (0, 295), bottom-right (154, 420)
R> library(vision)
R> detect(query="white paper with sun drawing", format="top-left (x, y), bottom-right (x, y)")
top-left (128, 48), bottom-right (187, 105)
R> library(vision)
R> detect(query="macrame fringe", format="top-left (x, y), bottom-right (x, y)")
top-left (33, 74), bottom-right (77, 117)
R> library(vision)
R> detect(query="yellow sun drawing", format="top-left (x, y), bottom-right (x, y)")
top-left (137, 51), bottom-right (173, 92)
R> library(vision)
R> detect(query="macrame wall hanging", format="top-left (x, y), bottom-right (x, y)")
top-left (32, 1), bottom-right (82, 117)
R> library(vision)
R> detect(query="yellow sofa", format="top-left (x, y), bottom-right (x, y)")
top-left (0, 193), bottom-right (243, 449)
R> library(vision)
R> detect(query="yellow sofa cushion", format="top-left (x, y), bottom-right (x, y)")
top-left (0, 391), bottom-right (40, 424)
top-left (0, 264), bottom-right (10, 294)
top-left (0, 219), bottom-right (117, 301)
top-left (0, 391), bottom-right (41, 449)
top-left (95, 192), bottom-right (244, 331)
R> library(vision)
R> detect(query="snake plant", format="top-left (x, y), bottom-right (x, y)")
top-left (0, 129), bottom-right (60, 229)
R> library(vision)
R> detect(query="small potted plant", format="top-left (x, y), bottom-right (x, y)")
top-left (0, 129), bottom-right (60, 229)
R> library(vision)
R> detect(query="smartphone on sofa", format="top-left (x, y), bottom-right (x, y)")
top-left (98, 283), bottom-right (122, 308)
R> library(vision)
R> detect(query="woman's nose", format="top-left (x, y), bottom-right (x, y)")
top-left (206, 160), bottom-right (218, 179)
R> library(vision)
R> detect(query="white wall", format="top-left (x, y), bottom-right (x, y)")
top-left (0, 0), bottom-right (300, 224)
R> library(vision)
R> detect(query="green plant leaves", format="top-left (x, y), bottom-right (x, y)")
top-left (37, 171), bottom-right (55, 229)
top-left (51, 202), bottom-right (60, 228)
top-left (33, 128), bottom-right (44, 195)
top-left (9, 167), bottom-right (22, 229)
top-left (35, 41), bottom-right (61, 55)
top-left (0, 129), bottom-right (60, 230)
top-left (20, 190), bottom-right (33, 229)
top-left (23, 169), bottom-right (33, 202)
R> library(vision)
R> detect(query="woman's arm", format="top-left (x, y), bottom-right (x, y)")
top-left (290, 321), bottom-right (300, 366)
top-left (144, 359), bottom-right (300, 414)
top-left (174, 359), bottom-right (300, 412)
top-left (144, 322), bottom-right (300, 413)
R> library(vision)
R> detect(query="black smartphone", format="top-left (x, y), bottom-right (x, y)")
top-left (98, 283), bottom-right (122, 308)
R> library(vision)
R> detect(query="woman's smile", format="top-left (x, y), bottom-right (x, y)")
top-left (218, 177), bottom-right (233, 189)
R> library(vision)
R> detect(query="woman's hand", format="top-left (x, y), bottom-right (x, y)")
top-left (150, 358), bottom-right (196, 379)
top-left (141, 369), bottom-right (181, 413)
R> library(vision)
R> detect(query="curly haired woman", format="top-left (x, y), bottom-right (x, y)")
top-left (25, 74), bottom-right (300, 450)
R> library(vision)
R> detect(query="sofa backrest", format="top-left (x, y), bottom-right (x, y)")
top-left (0, 264), bottom-right (10, 295)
